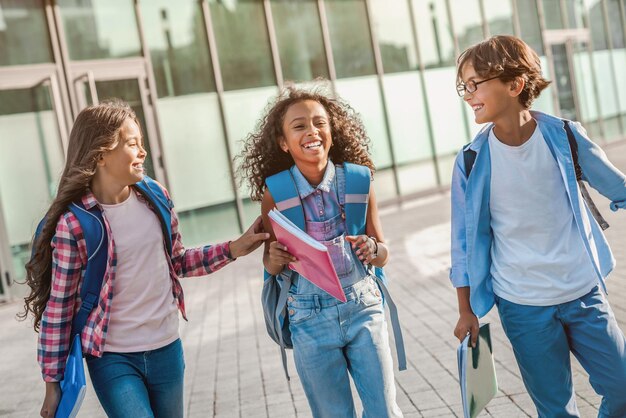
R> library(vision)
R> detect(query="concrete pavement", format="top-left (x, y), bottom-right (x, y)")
top-left (1, 141), bottom-right (625, 417)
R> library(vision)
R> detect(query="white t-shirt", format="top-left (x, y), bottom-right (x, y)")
top-left (101, 191), bottom-right (179, 352)
top-left (488, 124), bottom-right (597, 306)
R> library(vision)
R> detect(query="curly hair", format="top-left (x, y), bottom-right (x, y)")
top-left (237, 83), bottom-right (375, 202)
top-left (456, 35), bottom-right (551, 108)
top-left (19, 99), bottom-right (140, 332)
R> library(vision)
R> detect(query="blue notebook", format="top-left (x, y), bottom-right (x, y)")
top-left (55, 336), bottom-right (86, 418)
top-left (457, 323), bottom-right (498, 418)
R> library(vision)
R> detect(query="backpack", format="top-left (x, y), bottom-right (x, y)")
top-left (261, 162), bottom-right (407, 379)
top-left (33, 176), bottom-right (174, 341)
top-left (463, 120), bottom-right (609, 230)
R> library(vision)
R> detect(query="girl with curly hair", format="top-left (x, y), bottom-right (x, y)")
top-left (238, 85), bottom-right (403, 417)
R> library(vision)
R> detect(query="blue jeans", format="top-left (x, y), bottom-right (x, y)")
top-left (288, 277), bottom-right (402, 418)
top-left (496, 287), bottom-right (626, 418)
top-left (86, 338), bottom-right (185, 418)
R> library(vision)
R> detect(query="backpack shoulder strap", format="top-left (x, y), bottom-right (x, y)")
top-left (563, 121), bottom-right (609, 230)
top-left (67, 203), bottom-right (108, 339)
top-left (134, 176), bottom-right (174, 256)
top-left (342, 162), bottom-right (370, 236)
top-left (463, 145), bottom-right (477, 178)
top-left (266, 169), bottom-right (305, 231)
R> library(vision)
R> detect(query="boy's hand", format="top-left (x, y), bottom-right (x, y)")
top-left (454, 311), bottom-right (479, 348)
top-left (40, 382), bottom-right (60, 418)
top-left (229, 216), bottom-right (270, 259)
top-left (268, 241), bottom-right (296, 269)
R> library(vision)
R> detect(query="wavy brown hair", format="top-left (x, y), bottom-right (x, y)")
top-left (19, 99), bottom-right (140, 331)
top-left (237, 83), bottom-right (374, 202)
top-left (456, 35), bottom-right (551, 108)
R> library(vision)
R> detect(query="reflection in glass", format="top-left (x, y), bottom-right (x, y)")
top-left (141, 0), bottom-right (236, 234)
top-left (369, 0), bottom-right (418, 73)
top-left (141, 0), bottom-right (215, 98)
top-left (0, 85), bottom-right (64, 297)
top-left (515, 0), bottom-right (544, 54)
top-left (571, 42), bottom-right (601, 137)
top-left (483, 0), bottom-right (514, 37)
top-left (607, 0), bottom-right (625, 48)
top-left (57, 0), bottom-right (141, 60)
top-left (271, 0), bottom-right (328, 82)
top-left (209, 0), bottom-right (275, 90)
top-left (542, 0), bottom-right (565, 29)
top-left (588, 0), bottom-right (608, 50)
top-left (0, 0), bottom-right (53, 66)
top-left (412, 0), bottom-right (455, 68)
top-left (324, 0), bottom-right (376, 78)
top-left (449, 0), bottom-right (484, 52)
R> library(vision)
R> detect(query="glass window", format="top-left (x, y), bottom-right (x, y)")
top-left (270, 0), bottom-right (328, 82)
top-left (542, 0), bottom-right (565, 29)
top-left (324, 0), bottom-right (376, 78)
top-left (483, 0), bottom-right (515, 37)
top-left (0, 0), bottom-right (53, 66)
top-left (57, 0), bottom-right (141, 60)
top-left (607, 0), bottom-right (625, 48)
top-left (515, 0), bottom-right (544, 54)
top-left (587, 0), bottom-right (609, 50)
top-left (209, 0), bottom-right (275, 91)
top-left (0, 84), bottom-right (65, 297)
top-left (141, 0), bottom-right (239, 242)
top-left (141, 0), bottom-right (215, 98)
top-left (449, 0), bottom-right (484, 52)
top-left (369, 0), bottom-right (419, 73)
top-left (411, 0), bottom-right (455, 69)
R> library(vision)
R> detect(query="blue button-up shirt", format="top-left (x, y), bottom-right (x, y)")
top-left (450, 110), bottom-right (626, 318)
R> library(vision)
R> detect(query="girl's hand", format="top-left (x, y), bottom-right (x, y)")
top-left (229, 216), bottom-right (270, 259)
top-left (268, 241), bottom-right (296, 269)
top-left (346, 235), bottom-right (377, 264)
top-left (40, 382), bottom-right (60, 418)
top-left (454, 311), bottom-right (479, 348)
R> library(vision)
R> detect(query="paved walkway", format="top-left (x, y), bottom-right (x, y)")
top-left (1, 141), bottom-right (625, 418)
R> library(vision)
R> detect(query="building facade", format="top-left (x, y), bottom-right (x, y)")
top-left (1, 0), bottom-right (625, 300)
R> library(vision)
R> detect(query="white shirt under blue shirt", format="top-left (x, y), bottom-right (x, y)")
top-left (488, 123), bottom-right (597, 306)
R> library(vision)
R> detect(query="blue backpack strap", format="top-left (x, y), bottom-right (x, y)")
top-left (263, 169), bottom-right (305, 379)
top-left (67, 203), bottom-right (108, 339)
top-left (134, 176), bottom-right (174, 256)
top-left (342, 162), bottom-right (370, 236)
top-left (342, 162), bottom-right (407, 371)
top-left (266, 169), bottom-right (305, 231)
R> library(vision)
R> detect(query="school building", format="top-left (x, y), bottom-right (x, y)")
top-left (0, 0), bottom-right (625, 301)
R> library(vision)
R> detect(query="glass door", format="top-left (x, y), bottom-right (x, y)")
top-left (70, 61), bottom-right (165, 182)
top-left (545, 30), bottom-right (601, 137)
top-left (0, 73), bottom-right (68, 300)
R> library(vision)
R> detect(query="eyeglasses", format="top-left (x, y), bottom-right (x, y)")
top-left (456, 75), bottom-right (501, 97)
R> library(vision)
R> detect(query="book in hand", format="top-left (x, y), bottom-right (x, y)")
top-left (55, 335), bottom-right (86, 418)
top-left (457, 323), bottom-right (498, 418)
top-left (268, 209), bottom-right (346, 302)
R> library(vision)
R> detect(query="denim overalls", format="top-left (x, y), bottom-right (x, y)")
top-left (284, 162), bottom-right (402, 418)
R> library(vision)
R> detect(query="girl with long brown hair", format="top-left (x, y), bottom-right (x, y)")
top-left (22, 99), bottom-right (268, 418)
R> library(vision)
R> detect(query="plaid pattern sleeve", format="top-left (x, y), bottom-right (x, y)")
top-left (169, 206), bottom-right (234, 278)
top-left (38, 212), bottom-right (85, 382)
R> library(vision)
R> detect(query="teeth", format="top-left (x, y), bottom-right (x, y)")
top-left (303, 141), bottom-right (322, 149)
top-left (473, 105), bottom-right (483, 111)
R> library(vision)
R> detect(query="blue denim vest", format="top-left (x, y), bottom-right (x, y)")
top-left (287, 161), bottom-right (368, 293)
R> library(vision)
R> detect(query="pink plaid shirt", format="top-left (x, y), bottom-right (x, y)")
top-left (38, 186), bottom-right (234, 382)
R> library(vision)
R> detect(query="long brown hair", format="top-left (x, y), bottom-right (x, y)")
top-left (19, 99), bottom-right (139, 331)
top-left (237, 83), bottom-right (374, 202)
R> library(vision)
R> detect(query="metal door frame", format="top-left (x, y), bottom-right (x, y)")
top-left (0, 65), bottom-right (69, 301)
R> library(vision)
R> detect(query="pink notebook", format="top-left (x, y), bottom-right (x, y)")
top-left (268, 209), bottom-right (346, 303)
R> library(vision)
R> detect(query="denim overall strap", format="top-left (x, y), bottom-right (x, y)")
top-left (339, 163), bottom-right (407, 371)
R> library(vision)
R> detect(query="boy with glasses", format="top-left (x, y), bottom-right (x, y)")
top-left (450, 35), bottom-right (626, 417)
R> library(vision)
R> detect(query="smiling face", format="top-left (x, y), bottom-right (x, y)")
top-left (98, 118), bottom-right (146, 186)
top-left (279, 100), bottom-right (332, 169)
top-left (460, 63), bottom-right (521, 125)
